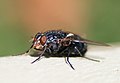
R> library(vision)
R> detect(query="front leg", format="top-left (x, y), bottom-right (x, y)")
top-left (31, 47), bottom-right (46, 64)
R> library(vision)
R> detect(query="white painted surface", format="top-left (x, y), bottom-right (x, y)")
top-left (0, 45), bottom-right (120, 83)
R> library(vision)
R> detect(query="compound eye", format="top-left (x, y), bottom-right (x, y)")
top-left (40, 36), bottom-right (47, 45)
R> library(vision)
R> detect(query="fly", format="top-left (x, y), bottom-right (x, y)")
top-left (26, 30), bottom-right (110, 70)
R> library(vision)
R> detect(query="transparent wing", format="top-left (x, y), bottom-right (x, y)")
top-left (73, 38), bottom-right (110, 46)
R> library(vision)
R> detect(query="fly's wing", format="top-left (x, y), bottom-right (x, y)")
top-left (80, 38), bottom-right (110, 46)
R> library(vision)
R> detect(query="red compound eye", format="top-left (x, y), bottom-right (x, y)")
top-left (40, 36), bottom-right (47, 45)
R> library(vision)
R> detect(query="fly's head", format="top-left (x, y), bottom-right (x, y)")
top-left (32, 32), bottom-right (47, 51)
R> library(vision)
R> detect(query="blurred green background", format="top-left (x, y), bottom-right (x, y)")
top-left (0, 0), bottom-right (120, 56)
top-left (88, 0), bottom-right (120, 43)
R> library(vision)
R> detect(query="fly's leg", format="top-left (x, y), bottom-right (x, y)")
top-left (31, 47), bottom-right (46, 64)
top-left (64, 57), bottom-right (68, 64)
top-left (74, 47), bottom-right (100, 62)
top-left (26, 44), bottom-right (34, 53)
top-left (65, 51), bottom-right (75, 70)
top-left (74, 47), bottom-right (84, 57)
top-left (31, 56), bottom-right (43, 64)
top-left (83, 57), bottom-right (100, 62)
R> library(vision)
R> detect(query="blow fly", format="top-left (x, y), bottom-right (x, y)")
top-left (26, 30), bottom-right (109, 70)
